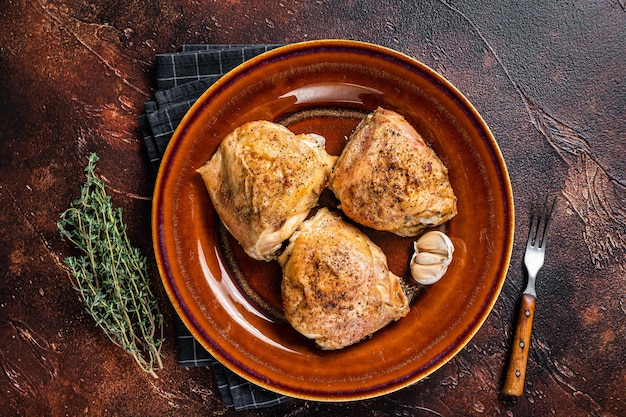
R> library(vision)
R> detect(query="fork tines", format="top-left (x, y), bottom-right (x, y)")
top-left (528, 196), bottom-right (556, 249)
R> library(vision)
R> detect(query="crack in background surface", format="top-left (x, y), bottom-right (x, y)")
top-left (35, 0), bottom-right (151, 97)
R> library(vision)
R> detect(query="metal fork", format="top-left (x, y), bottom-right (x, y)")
top-left (503, 196), bottom-right (556, 396)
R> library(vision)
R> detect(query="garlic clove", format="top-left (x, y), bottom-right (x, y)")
top-left (410, 262), bottom-right (447, 285)
top-left (413, 251), bottom-right (448, 266)
top-left (410, 231), bottom-right (454, 285)
top-left (415, 230), bottom-right (454, 259)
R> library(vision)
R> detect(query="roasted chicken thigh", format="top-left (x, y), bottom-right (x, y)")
top-left (278, 208), bottom-right (410, 350)
top-left (330, 107), bottom-right (457, 236)
top-left (197, 121), bottom-right (337, 261)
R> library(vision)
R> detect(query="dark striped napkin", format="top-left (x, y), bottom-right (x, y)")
top-left (138, 44), bottom-right (293, 411)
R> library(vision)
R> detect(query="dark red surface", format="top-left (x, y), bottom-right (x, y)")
top-left (1, 0), bottom-right (624, 416)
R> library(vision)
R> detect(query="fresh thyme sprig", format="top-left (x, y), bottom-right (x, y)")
top-left (57, 153), bottom-right (164, 378)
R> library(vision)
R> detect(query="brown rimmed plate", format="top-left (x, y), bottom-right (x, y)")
top-left (152, 40), bottom-right (514, 401)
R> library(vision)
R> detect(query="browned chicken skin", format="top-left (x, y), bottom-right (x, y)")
top-left (330, 107), bottom-right (457, 236)
top-left (197, 121), bottom-right (337, 261)
top-left (278, 208), bottom-right (409, 350)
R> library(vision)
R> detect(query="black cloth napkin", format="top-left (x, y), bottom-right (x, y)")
top-left (138, 44), bottom-right (293, 411)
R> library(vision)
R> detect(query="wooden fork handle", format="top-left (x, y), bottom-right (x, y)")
top-left (503, 294), bottom-right (536, 396)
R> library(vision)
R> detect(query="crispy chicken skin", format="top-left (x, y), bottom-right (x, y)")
top-left (330, 107), bottom-right (457, 236)
top-left (278, 208), bottom-right (409, 350)
top-left (197, 121), bottom-right (337, 261)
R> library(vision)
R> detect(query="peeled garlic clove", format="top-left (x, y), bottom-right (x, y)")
top-left (410, 231), bottom-right (454, 285)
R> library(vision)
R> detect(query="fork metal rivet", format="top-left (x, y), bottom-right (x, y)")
top-left (525, 310), bottom-right (530, 317)
top-left (515, 370), bottom-right (521, 377)
top-left (519, 341), bottom-right (525, 348)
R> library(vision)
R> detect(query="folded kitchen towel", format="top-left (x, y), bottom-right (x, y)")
top-left (138, 44), bottom-right (293, 411)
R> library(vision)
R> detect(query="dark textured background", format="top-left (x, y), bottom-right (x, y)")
top-left (1, 0), bottom-right (624, 416)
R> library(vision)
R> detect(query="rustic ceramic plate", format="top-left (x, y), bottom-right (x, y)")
top-left (152, 40), bottom-right (514, 401)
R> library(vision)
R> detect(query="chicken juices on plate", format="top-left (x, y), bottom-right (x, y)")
top-left (197, 121), bottom-right (337, 261)
top-left (278, 208), bottom-right (410, 350)
top-left (330, 107), bottom-right (457, 236)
